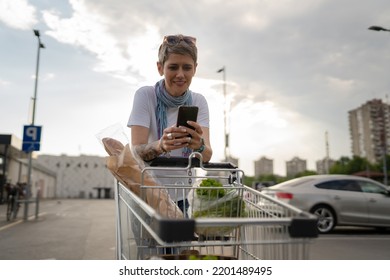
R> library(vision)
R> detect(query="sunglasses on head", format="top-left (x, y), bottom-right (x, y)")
top-left (163, 35), bottom-right (197, 46)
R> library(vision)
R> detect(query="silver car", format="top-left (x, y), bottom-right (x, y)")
top-left (261, 174), bottom-right (390, 233)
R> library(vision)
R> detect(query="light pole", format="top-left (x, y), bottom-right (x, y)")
top-left (368, 25), bottom-right (389, 185)
top-left (24, 29), bottom-right (45, 220)
top-left (217, 66), bottom-right (229, 161)
top-left (31, 30), bottom-right (45, 124)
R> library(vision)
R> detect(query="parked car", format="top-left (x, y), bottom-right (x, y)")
top-left (261, 174), bottom-right (390, 233)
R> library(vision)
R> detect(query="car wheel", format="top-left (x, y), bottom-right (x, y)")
top-left (311, 205), bottom-right (336, 234)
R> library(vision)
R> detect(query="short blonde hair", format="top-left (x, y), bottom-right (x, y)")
top-left (158, 34), bottom-right (197, 65)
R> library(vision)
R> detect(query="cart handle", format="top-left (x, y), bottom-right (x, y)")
top-left (147, 152), bottom-right (238, 169)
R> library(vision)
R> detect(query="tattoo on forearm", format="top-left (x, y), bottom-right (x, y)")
top-left (135, 142), bottom-right (159, 161)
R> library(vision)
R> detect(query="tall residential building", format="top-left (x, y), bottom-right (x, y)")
top-left (286, 157), bottom-right (306, 177)
top-left (349, 99), bottom-right (390, 163)
top-left (254, 156), bottom-right (274, 177)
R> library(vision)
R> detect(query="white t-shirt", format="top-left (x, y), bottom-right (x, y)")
top-left (127, 85), bottom-right (210, 200)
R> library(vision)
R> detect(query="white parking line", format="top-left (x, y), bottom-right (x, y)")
top-left (0, 212), bottom-right (47, 232)
top-left (0, 219), bottom-right (23, 231)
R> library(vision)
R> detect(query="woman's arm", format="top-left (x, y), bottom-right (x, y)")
top-left (202, 127), bottom-right (213, 162)
top-left (131, 125), bottom-right (164, 161)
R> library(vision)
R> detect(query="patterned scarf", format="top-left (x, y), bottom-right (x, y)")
top-left (155, 79), bottom-right (193, 156)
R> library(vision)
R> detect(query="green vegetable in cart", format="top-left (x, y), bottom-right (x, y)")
top-left (189, 181), bottom-right (248, 236)
top-left (196, 178), bottom-right (225, 198)
top-left (192, 191), bottom-right (246, 219)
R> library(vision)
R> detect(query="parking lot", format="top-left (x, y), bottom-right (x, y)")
top-left (0, 199), bottom-right (116, 260)
top-left (1, 198), bottom-right (390, 260)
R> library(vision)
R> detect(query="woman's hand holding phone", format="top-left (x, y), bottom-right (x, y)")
top-left (160, 106), bottom-right (204, 152)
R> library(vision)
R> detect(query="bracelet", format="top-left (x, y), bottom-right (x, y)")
top-left (194, 137), bottom-right (205, 153)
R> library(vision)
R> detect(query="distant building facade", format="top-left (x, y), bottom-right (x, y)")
top-left (286, 157), bottom-right (307, 177)
top-left (349, 99), bottom-right (390, 163)
top-left (254, 156), bottom-right (274, 177)
top-left (37, 154), bottom-right (114, 199)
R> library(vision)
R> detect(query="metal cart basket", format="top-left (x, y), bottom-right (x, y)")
top-left (115, 153), bottom-right (318, 260)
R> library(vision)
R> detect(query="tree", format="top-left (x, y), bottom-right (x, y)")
top-left (243, 175), bottom-right (255, 188)
top-left (329, 156), bottom-right (377, 174)
top-left (293, 170), bottom-right (317, 178)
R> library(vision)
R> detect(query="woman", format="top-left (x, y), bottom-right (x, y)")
top-left (127, 34), bottom-right (213, 211)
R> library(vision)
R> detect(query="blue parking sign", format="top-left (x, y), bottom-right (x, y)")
top-left (22, 125), bottom-right (42, 152)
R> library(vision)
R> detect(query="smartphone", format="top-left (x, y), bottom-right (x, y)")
top-left (176, 105), bottom-right (198, 130)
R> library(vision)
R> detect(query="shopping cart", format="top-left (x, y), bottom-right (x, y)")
top-left (115, 153), bottom-right (318, 260)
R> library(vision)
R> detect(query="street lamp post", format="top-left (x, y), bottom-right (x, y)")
top-left (24, 29), bottom-right (45, 220)
top-left (31, 30), bottom-right (45, 124)
top-left (217, 66), bottom-right (229, 161)
top-left (368, 25), bottom-right (389, 185)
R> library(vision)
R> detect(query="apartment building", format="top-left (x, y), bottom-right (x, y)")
top-left (254, 156), bottom-right (274, 177)
top-left (286, 156), bottom-right (307, 177)
top-left (349, 99), bottom-right (390, 163)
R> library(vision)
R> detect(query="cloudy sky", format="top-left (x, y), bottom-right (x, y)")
top-left (1, 0), bottom-right (390, 176)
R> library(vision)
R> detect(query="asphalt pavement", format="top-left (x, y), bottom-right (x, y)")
top-left (0, 199), bottom-right (116, 260)
top-left (2, 198), bottom-right (389, 260)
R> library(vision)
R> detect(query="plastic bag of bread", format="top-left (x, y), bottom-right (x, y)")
top-left (102, 136), bottom-right (183, 219)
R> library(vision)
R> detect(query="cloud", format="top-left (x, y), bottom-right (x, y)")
top-left (325, 76), bottom-right (356, 92)
top-left (0, 78), bottom-right (10, 86)
top-left (41, 0), bottom-right (163, 85)
top-left (0, 0), bottom-right (37, 29)
top-left (30, 72), bottom-right (55, 82)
